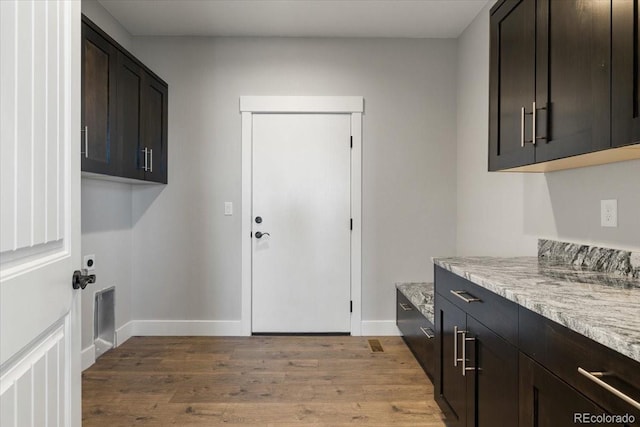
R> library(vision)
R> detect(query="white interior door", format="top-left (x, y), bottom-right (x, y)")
top-left (0, 1), bottom-right (81, 426)
top-left (252, 114), bottom-right (351, 333)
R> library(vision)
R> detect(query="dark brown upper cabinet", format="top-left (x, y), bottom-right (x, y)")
top-left (490, 0), bottom-right (640, 172)
top-left (141, 77), bottom-right (168, 183)
top-left (81, 23), bottom-right (119, 175)
top-left (612, 0), bottom-right (640, 148)
top-left (82, 15), bottom-right (168, 184)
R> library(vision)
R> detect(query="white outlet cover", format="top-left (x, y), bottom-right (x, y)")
top-left (224, 202), bottom-right (233, 216)
top-left (83, 254), bottom-right (96, 271)
top-left (600, 199), bottom-right (618, 228)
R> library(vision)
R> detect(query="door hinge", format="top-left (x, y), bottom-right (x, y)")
top-left (350, 300), bottom-right (353, 313)
top-left (350, 136), bottom-right (353, 148)
top-left (350, 218), bottom-right (353, 230)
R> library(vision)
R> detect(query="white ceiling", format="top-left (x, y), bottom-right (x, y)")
top-left (98, 0), bottom-right (490, 39)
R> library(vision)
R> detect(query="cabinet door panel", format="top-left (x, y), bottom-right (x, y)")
top-left (519, 354), bottom-right (623, 427)
top-left (81, 24), bottom-right (118, 175)
top-left (435, 293), bottom-right (467, 427)
top-left (468, 316), bottom-right (518, 427)
top-left (612, 0), bottom-right (640, 147)
top-left (535, 0), bottom-right (610, 162)
top-left (117, 54), bottom-right (143, 180)
top-left (489, 0), bottom-right (536, 171)
top-left (142, 75), bottom-right (168, 183)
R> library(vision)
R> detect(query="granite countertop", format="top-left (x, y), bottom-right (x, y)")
top-left (432, 255), bottom-right (640, 363)
top-left (395, 282), bottom-right (434, 324)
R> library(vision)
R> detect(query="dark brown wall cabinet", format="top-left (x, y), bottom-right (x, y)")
top-left (612, 0), bottom-right (640, 148)
top-left (489, 0), bottom-right (640, 172)
top-left (82, 16), bottom-right (168, 184)
top-left (434, 268), bottom-right (519, 427)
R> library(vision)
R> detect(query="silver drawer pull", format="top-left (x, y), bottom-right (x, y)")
top-left (577, 368), bottom-right (640, 410)
top-left (420, 327), bottom-right (434, 339)
top-left (450, 290), bottom-right (482, 303)
top-left (399, 302), bottom-right (413, 311)
top-left (578, 367), bottom-right (640, 409)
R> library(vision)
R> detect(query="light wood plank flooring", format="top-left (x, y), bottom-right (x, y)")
top-left (82, 336), bottom-right (446, 426)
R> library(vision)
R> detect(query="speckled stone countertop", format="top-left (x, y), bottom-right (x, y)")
top-left (395, 282), bottom-right (434, 324)
top-left (432, 255), bottom-right (640, 363)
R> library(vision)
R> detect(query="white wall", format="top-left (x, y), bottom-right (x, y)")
top-left (130, 37), bottom-right (458, 328)
top-left (456, 2), bottom-right (640, 256)
top-left (80, 1), bottom-right (135, 364)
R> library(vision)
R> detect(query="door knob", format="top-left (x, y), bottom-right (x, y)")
top-left (255, 231), bottom-right (270, 239)
top-left (72, 269), bottom-right (96, 290)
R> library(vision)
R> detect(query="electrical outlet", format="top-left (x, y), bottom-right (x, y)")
top-left (83, 254), bottom-right (96, 271)
top-left (224, 202), bottom-right (233, 216)
top-left (600, 199), bottom-right (618, 227)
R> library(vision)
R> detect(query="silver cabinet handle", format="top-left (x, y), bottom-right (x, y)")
top-left (578, 368), bottom-right (640, 410)
top-left (533, 101), bottom-right (546, 143)
top-left (521, 106), bottom-right (526, 147)
top-left (149, 148), bottom-right (153, 173)
top-left (454, 325), bottom-right (458, 366)
top-left (461, 331), bottom-right (476, 376)
top-left (454, 326), bottom-right (465, 366)
top-left (399, 302), bottom-right (413, 311)
top-left (450, 290), bottom-right (482, 303)
top-left (532, 101), bottom-right (537, 146)
top-left (141, 147), bottom-right (148, 171)
top-left (420, 327), bottom-right (434, 339)
top-left (81, 126), bottom-right (88, 158)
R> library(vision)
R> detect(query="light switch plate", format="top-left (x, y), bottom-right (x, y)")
top-left (83, 254), bottom-right (96, 271)
top-left (224, 202), bottom-right (233, 216)
top-left (600, 199), bottom-right (618, 227)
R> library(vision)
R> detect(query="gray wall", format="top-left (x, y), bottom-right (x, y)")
top-left (456, 2), bottom-right (640, 256)
top-left (130, 36), bottom-right (459, 324)
top-left (80, 1), bottom-right (134, 352)
top-left (80, 180), bottom-right (133, 349)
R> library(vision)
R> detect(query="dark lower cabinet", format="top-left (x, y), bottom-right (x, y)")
top-left (469, 316), bottom-right (518, 427)
top-left (396, 290), bottom-right (435, 380)
top-left (435, 294), bottom-right (468, 427)
top-left (82, 15), bottom-right (168, 184)
top-left (435, 266), bottom-right (640, 427)
top-left (435, 289), bottom-right (518, 427)
top-left (519, 353), bottom-right (623, 427)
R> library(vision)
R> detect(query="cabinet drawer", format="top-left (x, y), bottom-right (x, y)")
top-left (519, 307), bottom-right (640, 422)
top-left (396, 290), bottom-right (435, 379)
top-left (434, 266), bottom-right (518, 346)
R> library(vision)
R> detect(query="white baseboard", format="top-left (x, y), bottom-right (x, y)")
top-left (81, 344), bottom-right (95, 371)
top-left (132, 320), bottom-right (243, 336)
top-left (360, 320), bottom-right (401, 336)
top-left (116, 321), bottom-right (134, 346)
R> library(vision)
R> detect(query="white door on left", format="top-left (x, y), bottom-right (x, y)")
top-left (0, 1), bottom-right (82, 426)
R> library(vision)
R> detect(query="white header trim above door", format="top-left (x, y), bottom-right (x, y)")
top-left (240, 96), bottom-right (363, 336)
top-left (240, 96), bottom-right (364, 113)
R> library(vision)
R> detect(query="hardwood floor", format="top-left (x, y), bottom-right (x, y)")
top-left (82, 336), bottom-right (446, 426)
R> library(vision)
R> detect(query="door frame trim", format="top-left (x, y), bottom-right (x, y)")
top-left (240, 96), bottom-right (364, 336)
